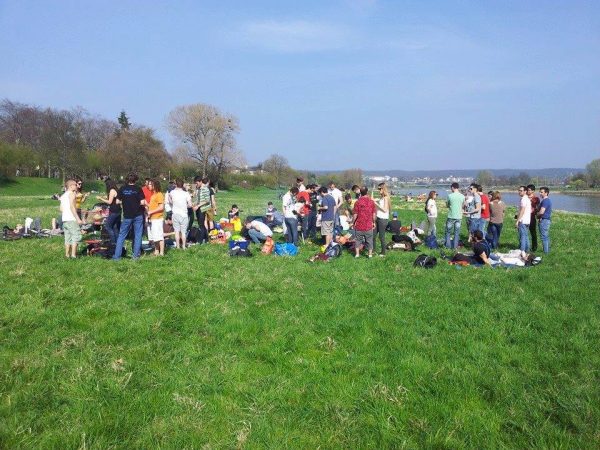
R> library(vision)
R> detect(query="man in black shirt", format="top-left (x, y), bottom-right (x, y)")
top-left (307, 184), bottom-right (319, 240)
top-left (471, 230), bottom-right (491, 266)
top-left (113, 173), bottom-right (146, 260)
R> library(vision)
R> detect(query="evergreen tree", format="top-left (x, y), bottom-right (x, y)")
top-left (117, 110), bottom-right (131, 130)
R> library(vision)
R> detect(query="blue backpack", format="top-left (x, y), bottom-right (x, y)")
top-left (424, 234), bottom-right (438, 249)
top-left (274, 243), bottom-right (298, 256)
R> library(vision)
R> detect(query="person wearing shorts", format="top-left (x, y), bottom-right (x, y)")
top-left (147, 179), bottom-right (165, 256)
top-left (351, 186), bottom-right (376, 258)
top-left (168, 179), bottom-right (192, 249)
top-left (318, 186), bottom-right (336, 246)
top-left (60, 179), bottom-right (83, 258)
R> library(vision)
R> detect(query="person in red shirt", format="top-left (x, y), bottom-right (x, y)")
top-left (351, 186), bottom-right (376, 258)
top-left (141, 178), bottom-right (153, 204)
top-left (478, 185), bottom-right (491, 233)
top-left (296, 189), bottom-right (311, 239)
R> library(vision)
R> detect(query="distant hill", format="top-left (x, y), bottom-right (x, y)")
top-left (360, 168), bottom-right (582, 179)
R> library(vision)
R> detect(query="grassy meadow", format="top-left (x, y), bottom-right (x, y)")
top-left (1, 178), bottom-right (599, 448)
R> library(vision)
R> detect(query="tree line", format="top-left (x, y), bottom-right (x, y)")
top-left (0, 99), bottom-right (363, 190)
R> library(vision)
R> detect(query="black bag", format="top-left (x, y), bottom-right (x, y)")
top-left (187, 226), bottom-right (200, 243)
top-left (229, 247), bottom-right (252, 257)
top-left (414, 253), bottom-right (437, 269)
top-left (389, 234), bottom-right (414, 251)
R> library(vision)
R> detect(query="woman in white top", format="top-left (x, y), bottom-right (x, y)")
top-left (374, 183), bottom-right (391, 256)
top-left (425, 190), bottom-right (438, 237)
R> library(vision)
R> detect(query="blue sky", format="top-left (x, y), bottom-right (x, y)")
top-left (1, 0), bottom-right (599, 170)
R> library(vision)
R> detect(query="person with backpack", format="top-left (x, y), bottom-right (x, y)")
top-left (168, 178), bottom-right (192, 249)
top-left (60, 179), bottom-right (83, 258)
top-left (425, 190), bottom-right (438, 237)
top-left (113, 173), bottom-right (146, 260)
top-left (445, 182), bottom-right (465, 249)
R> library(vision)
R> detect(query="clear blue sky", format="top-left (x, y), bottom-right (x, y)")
top-left (1, 0), bottom-right (599, 170)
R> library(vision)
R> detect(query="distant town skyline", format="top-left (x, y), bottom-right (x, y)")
top-left (1, 1), bottom-right (598, 170)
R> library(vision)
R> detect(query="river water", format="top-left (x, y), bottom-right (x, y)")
top-left (391, 189), bottom-right (600, 216)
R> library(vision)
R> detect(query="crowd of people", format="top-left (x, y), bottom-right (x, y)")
top-left (57, 174), bottom-right (553, 261)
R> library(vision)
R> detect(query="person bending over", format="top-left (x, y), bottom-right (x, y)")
top-left (245, 219), bottom-right (273, 244)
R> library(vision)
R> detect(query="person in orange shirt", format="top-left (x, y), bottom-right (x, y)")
top-left (147, 179), bottom-right (165, 256)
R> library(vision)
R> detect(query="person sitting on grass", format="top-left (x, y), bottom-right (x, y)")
top-left (228, 204), bottom-right (240, 220)
top-left (265, 202), bottom-right (284, 229)
top-left (386, 212), bottom-right (402, 235)
top-left (245, 218), bottom-right (273, 244)
top-left (451, 230), bottom-right (492, 266)
top-left (60, 179), bottom-right (83, 259)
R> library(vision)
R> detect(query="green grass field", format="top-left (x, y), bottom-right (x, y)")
top-left (1, 178), bottom-right (599, 448)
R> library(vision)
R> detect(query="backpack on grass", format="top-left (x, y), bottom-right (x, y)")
top-left (414, 254), bottom-right (437, 269)
top-left (274, 243), bottom-right (298, 256)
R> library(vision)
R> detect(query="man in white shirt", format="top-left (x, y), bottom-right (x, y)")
top-left (168, 179), bottom-right (192, 249)
top-left (245, 219), bottom-right (273, 244)
top-left (516, 185), bottom-right (531, 251)
top-left (282, 187), bottom-right (300, 245)
top-left (328, 181), bottom-right (343, 230)
top-left (296, 177), bottom-right (306, 192)
top-left (328, 182), bottom-right (343, 208)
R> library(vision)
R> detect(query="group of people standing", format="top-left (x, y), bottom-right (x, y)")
top-left (276, 178), bottom-right (392, 257)
top-left (60, 173), bottom-right (218, 259)
top-left (443, 182), bottom-right (553, 254)
top-left (59, 174), bottom-right (553, 260)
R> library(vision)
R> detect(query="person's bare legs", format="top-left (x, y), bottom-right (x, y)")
top-left (158, 240), bottom-right (164, 256)
top-left (65, 244), bottom-right (70, 258)
top-left (174, 231), bottom-right (181, 248)
top-left (181, 231), bottom-right (187, 249)
top-left (70, 244), bottom-right (77, 258)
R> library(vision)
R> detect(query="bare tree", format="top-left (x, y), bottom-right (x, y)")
top-left (166, 103), bottom-right (240, 177)
top-left (41, 108), bottom-right (86, 182)
top-left (262, 154), bottom-right (292, 187)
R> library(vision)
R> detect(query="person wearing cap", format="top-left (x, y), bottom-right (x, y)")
top-left (386, 212), bottom-right (402, 235)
